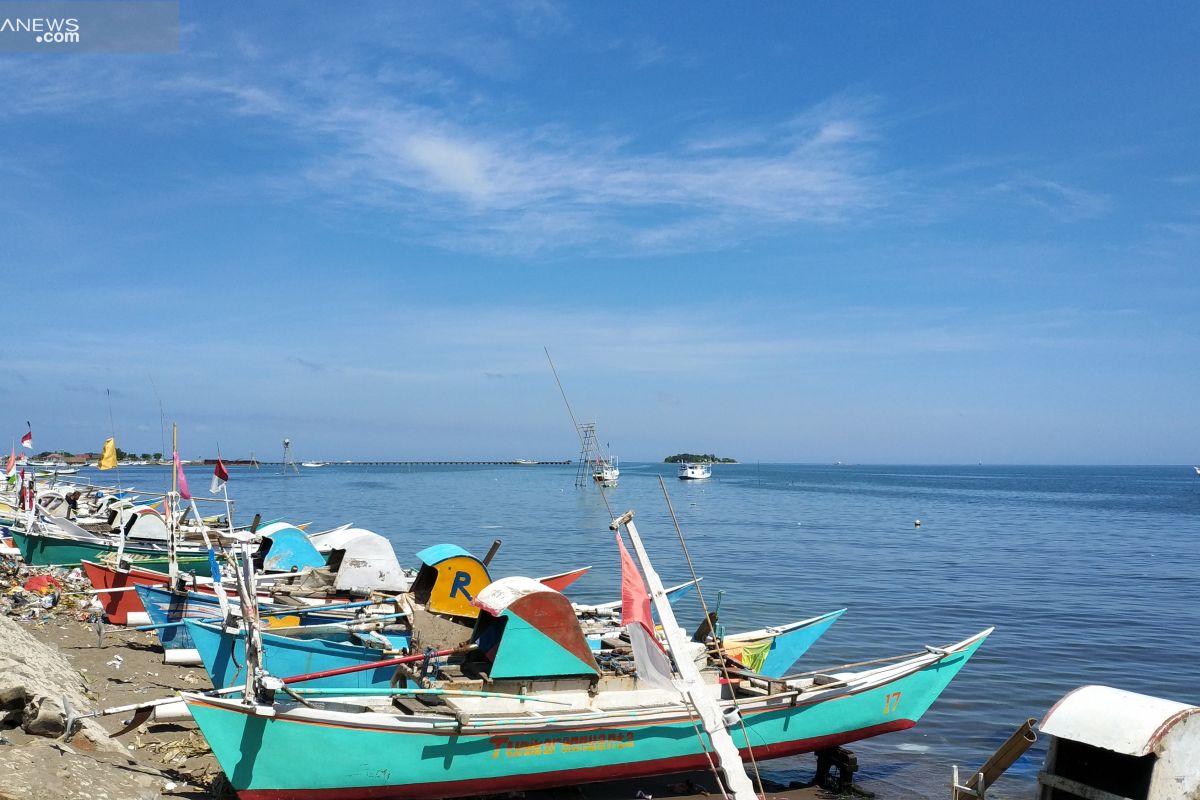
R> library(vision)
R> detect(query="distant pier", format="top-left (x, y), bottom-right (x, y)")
top-left (201, 459), bottom-right (572, 466)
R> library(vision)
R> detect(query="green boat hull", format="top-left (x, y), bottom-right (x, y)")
top-left (6, 527), bottom-right (209, 572)
top-left (186, 632), bottom-right (989, 800)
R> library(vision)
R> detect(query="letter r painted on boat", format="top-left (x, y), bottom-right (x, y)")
top-left (450, 571), bottom-right (474, 601)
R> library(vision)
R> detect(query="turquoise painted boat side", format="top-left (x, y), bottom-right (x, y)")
top-left (186, 631), bottom-right (989, 799)
top-left (7, 527), bottom-right (204, 568)
top-left (262, 527), bottom-right (325, 572)
top-left (415, 543), bottom-right (472, 566)
top-left (185, 619), bottom-right (412, 690)
top-left (750, 608), bottom-right (846, 678)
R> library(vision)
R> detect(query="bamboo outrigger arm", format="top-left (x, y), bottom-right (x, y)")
top-left (952, 718), bottom-right (1037, 800)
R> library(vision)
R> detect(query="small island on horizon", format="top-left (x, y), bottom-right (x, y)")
top-left (663, 453), bottom-right (738, 464)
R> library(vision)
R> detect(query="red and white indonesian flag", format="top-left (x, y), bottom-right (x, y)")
top-left (616, 532), bottom-right (677, 692)
top-left (210, 458), bottom-right (228, 494)
top-left (174, 450), bottom-right (192, 501)
top-left (20, 430), bottom-right (32, 450)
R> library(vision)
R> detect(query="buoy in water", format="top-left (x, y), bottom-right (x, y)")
top-left (914, 519), bottom-right (921, 528)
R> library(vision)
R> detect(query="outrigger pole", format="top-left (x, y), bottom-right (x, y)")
top-left (610, 510), bottom-right (759, 800)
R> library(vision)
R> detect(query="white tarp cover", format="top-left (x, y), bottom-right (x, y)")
top-left (473, 575), bottom-right (555, 616)
top-left (329, 528), bottom-right (409, 593)
top-left (1041, 684), bottom-right (1198, 756)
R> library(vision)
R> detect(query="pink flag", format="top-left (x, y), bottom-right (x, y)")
top-left (174, 451), bottom-right (192, 500)
top-left (210, 458), bottom-right (228, 494)
top-left (616, 532), bottom-right (676, 691)
top-left (5, 447), bottom-right (14, 476)
top-left (618, 532), bottom-right (656, 636)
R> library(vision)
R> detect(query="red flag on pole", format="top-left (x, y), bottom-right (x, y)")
top-left (174, 451), bottom-right (191, 500)
top-left (210, 458), bottom-right (228, 494)
top-left (20, 431), bottom-right (32, 450)
top-left (616, 532), bottom-right (676, 691)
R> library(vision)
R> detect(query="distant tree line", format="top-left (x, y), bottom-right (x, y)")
top-left (663, 453), bottom-right (737, 464)
top-left (33, 449), bottom-right (163, 460)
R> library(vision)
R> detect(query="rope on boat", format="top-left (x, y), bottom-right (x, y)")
top-left (658, 475), bottom-right (766, 800)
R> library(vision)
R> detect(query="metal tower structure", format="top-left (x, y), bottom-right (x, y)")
top-left (281, 438), bottom-right (299, 476)
top-left (575, 423), bottom-right (599, 487)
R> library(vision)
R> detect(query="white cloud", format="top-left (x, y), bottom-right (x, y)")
top-left (992, 177), bottom-right (1111, 221)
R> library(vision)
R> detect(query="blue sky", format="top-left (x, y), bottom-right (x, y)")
top-left (1, 3), bottom-right (1197, 463)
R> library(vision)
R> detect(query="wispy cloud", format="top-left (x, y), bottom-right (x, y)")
top-left (0, 26), bottom-right (895, 256)
top-left (992, 176), bottom-right (1111, 221)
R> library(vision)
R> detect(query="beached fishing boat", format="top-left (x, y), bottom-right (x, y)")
top-left (184, 575), bottom-right (989, 800)
top-left (187, 603), bottom-right (846, 695)
top-left (186, 618), bottom-right (412, 691)
top-left (677, 462), bottom-right (712, 480)
top-left (184, 509), bottom-right (989, 800)
top-left (81, 558), bottom-right (216, 625)
top-left (6, 523), bottom-right (207, 568)
top-left (138, 543), bottom-right (589, 657)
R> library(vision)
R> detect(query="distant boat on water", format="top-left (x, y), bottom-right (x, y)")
top-left (301, 461), bottom-right (325, 468)
top-left (1194, 466), bottom-right (1200, 476)
top-left (678, 462), bottom-right (711, 480)
top-left (592, 456), bottom-right (619, 484)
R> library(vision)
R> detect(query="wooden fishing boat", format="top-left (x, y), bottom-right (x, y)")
top-left (6, 524), bottom-right (207, 568)
top-left (186, 606), bottom-right (844, 695)
top-left (184, 576), bottom-right (990, 800)
top-left (186, 618), bottom-right (412, 691)
top-left (137, 543), bottom-right (589, 656)
top-left (81, 558), bottom-right (216, 625)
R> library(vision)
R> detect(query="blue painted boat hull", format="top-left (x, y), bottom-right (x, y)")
top-left (185, 618), bottom-right (411, 690)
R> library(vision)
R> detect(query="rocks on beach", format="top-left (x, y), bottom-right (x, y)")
top-left (0, 561), bottom-right (208, 800)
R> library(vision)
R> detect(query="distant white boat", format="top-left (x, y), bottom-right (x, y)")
top-left (678, 462), bottom-right (712, 480)
top-left (301, 461), bottom-right (325, 468)
top-left (592, 457), bottom-right (619, 484)
top-left (512, 459), bottom-right (537, 465)
top-left (1194, 466), bottom-right (1200, 476)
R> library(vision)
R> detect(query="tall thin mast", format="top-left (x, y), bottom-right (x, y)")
top-left (611, 510), bottom-right (758, 800)
top-left (168, 424), bottom-right (178, 582)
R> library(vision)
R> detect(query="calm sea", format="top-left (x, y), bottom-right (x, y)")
top-left (70, 462), bottom-right (1200, 798)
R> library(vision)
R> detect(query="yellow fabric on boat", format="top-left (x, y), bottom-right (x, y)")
top-left (98, 437), bottom-right (118, 470)
top-left (726, 637), bottom-right (772, 672)
top-left (264, 615), bottom-right (301, 629)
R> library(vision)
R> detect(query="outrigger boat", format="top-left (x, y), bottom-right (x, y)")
top-left (137, 543), bottom-right (591, 660)
top-left (184, 510), bottom-right (990, 800)
top-left (185, 605), bottom-right (845, 694)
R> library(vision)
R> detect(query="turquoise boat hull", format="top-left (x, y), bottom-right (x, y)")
top-left (7, 526), bottom-right (204, 568)
top-left (186, 619), bottom-right (410, 690)
top-left (185, 630), bottom-right (989, 800)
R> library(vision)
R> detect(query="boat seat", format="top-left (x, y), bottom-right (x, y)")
top-left (811, 674), bottom-right (847, 689)
top-left (391, 697), bottom-right (432, 716)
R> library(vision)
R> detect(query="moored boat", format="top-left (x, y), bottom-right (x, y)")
top-left (184, 575), bottom-right (990, 800)
top-left (677, 462), bottom-right (712, 480)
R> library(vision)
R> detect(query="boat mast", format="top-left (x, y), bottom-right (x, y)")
top-left (610, 510), bottom-right (758, 800)
top-left (168, 423), bottom-right (178, 582)
top-left (544, 348), bottom-right (602, 488)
